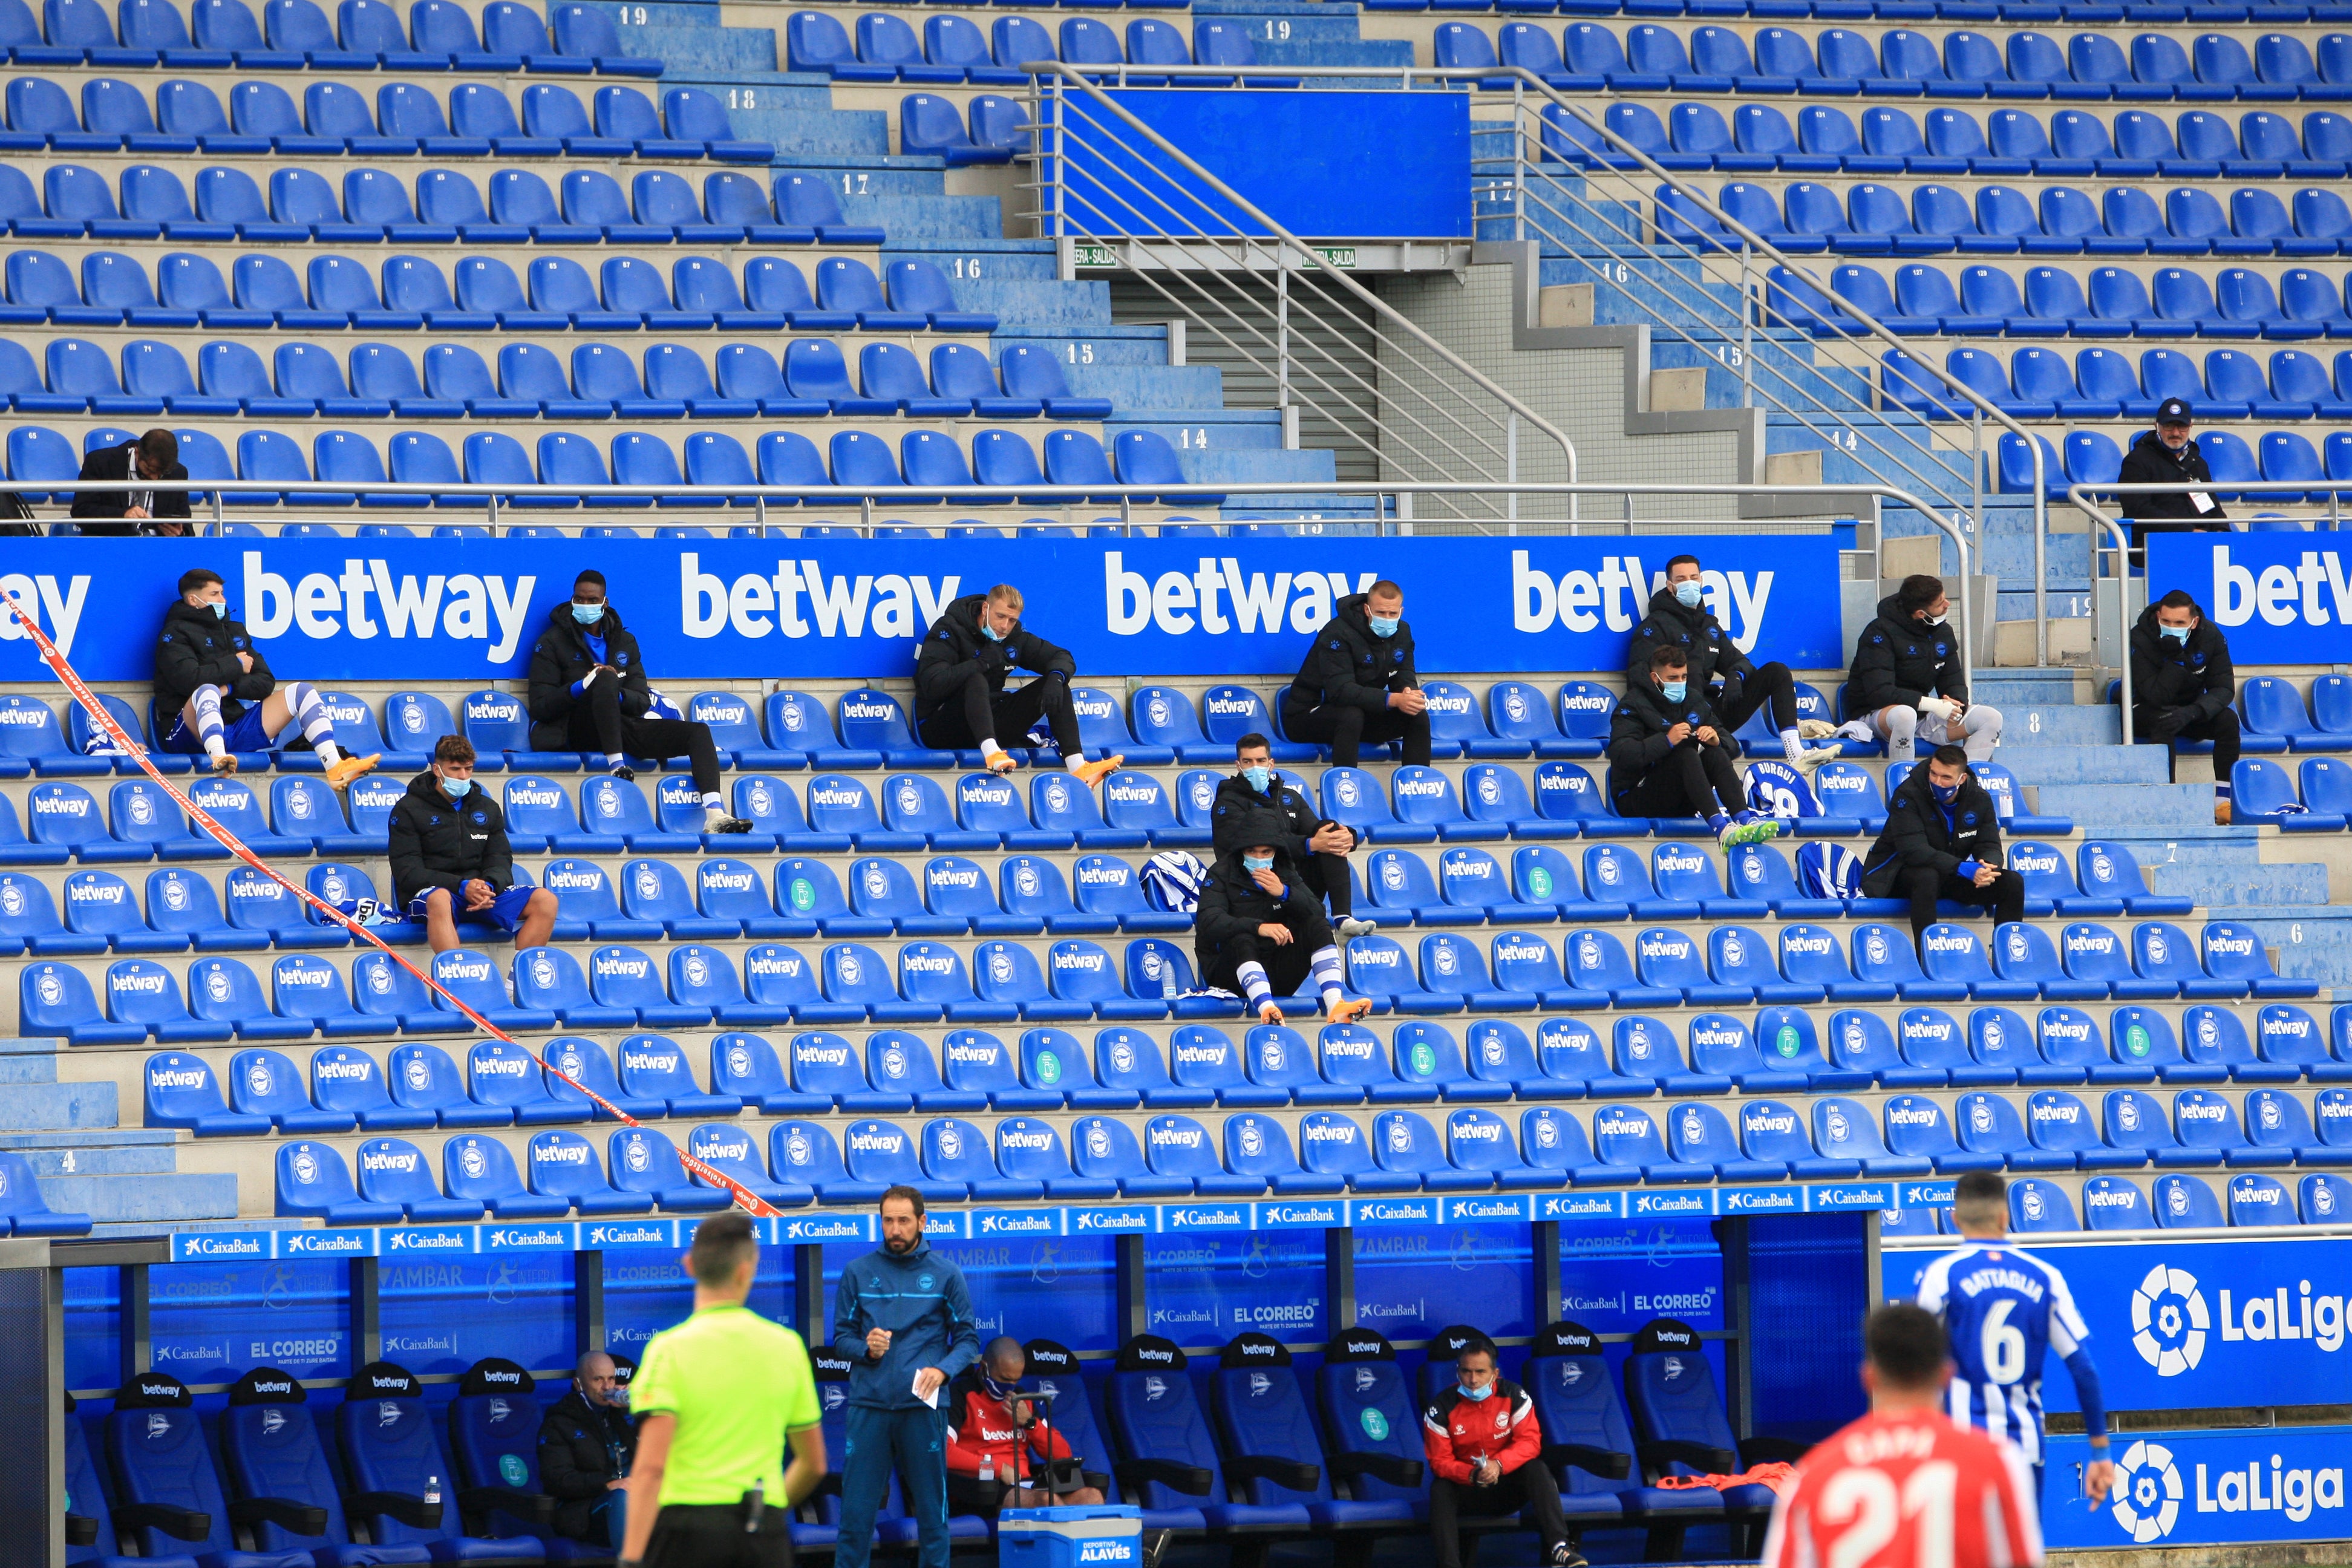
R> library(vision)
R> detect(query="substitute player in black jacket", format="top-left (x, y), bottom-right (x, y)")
top-left (387, 736), bottom-right (556, 952)
top-left (1625, 553), bottom-right (1822, 769)
top-left (524, 569), bottom-right (748, 835)
top-left (1210, 733), bottom-right (1374, 936)
top-left (1859, 746), bottom-right (2024, 947)
top-left (2129, 590), bottom-right (2238, 826)
top-left (1192, 846), bottom-right (1373, 1027)
top-left (1606, 647), bottom-right (1783, 847)
top-left (1847, 575), bottom-right (2002, 764)
top-left (1281, 582), bottom-right (1431, 768)
top-left (913, 585), bottom-right (1121, 786)
top-left (153, 567), bottom-right (379, 787)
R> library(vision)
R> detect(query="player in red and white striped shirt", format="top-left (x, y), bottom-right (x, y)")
top-left (1763, 1304), bottom-right (2044, 1568)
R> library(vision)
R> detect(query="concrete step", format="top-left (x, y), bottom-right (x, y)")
top-left (993, 326), bottom-right (1177, 365)
top-left (44, 1172), bottom-right (240, 1224)
top-left (1112, 410), bottom-right (1286, 449)
top-left (2150, 860), bottom-right (2331, 907)
top-left (1067, 364), bottom-right (1230, 409)
top-left (621, 21), bottom-right (783, 76)
top-left (0, 1082), bottom-right (118, 1131)
top-left (732, 106), bottom-right (890, 157)
top-left (954, 276), bottom-right (1116, 330)
top-left (2033, 780), bottom-right (2235, 829)
top-left (2228, 907), bottom-right (2352, 988)
top-left (1993, 705), bottom-right (2120, 746)
top-left (10, 1140), bottom-right (180, 1177)
top-left (1997, 746), bottom-right (2171, 786)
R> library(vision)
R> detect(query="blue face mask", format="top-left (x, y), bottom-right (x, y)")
top-left (1660, 681), bottom-right (1687, 703)
top-left (983, 1373), bottom-right (1019, 1400)
top-left (440, 774), bottom-right (471, 799)
top-left (1673, 580), bottom-right (1704, 609)
top-left (1243, 854), bottom-right (1274, 874)
top-left (2160, 623), bottom-right (2191, 641)
top-left (980, 620), bottom-right (1007, 642)
top-left (1368, 615), bottom-right (1399, 639)
top-left (570, 602), bottom-right (604, 626)
top-left (1459, 1381), bottom-right (1494, 1402)
top-left (1242, 766), bottom-right (1272, 794)
top-left (209, 601), bottom-right (227, 620)
top-left (1931, 782), bottom-right (1960, 804)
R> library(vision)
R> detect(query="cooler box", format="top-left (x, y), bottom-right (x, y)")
top-left (999, 1504), bottom-right (1143, 1568)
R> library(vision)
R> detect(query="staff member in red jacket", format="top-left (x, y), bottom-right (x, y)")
top-left (1422, 1338), bottom-right (1581, 1568)
top-left (944, 1338), bottom-right (1105, 1515)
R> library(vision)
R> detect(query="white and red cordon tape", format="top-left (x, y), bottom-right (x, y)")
top-left (1, 589), bottom-right (782, 1221)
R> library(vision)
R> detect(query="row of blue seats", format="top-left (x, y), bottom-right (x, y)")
top-left (0, 0), bottom-right (654, 73)
top-left (1995, 422), bottom-right (2352, 496)
top-left (1382, 0), bottom-right (2344, 19)
top-left (789, 11), bottom-right (1265, 80)
top-left (2, 75), bottom-right (760, 158)
top-left (0, 336), bottom-right (1084, 423)
top-left (258, 1096), bottom-right (2352, 1224)
top-left (22, 913), bottom-right (2301, 1044)
top-left (1775, 260), bottom-right (2352, 339)
top-left (1462, 18), bottom-right (2352, 98)
top-left (139, 1007), bottom-right (2352, 1137)
top-left (2, 421), bottom-right (1182, 508)
top-left (0, 251), bottom-right (974, 337)
top-left (1656, 172), bottom-right (2352, 256)
top-left (0, 162), bottom-right (893, 245)
top-left (1890, 344), bottom-right (2352, 417)
top-left (1934, 1169), bottom-right (2348, 1230)
top-left (1604, 100), bottom-right (2352, 178)
top-left (2226, 755), bottom-right (2352, 822)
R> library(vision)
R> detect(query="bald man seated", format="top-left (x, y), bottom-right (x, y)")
top-left (944, 1337), bottom-right (1106, 1514)
top-left (539, 1350), bottom-right (636, 1545)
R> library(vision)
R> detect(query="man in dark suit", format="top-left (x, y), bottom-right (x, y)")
top-left (71, 429), bottom-right (191, 536)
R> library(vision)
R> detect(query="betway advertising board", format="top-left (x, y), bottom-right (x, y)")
top-left (1883, 1236), bottom-right (2352, 1413)
top-left (2148, 536), bottom-right (2352, 662)
top-left (0, 536), bottom-right (1843, 684)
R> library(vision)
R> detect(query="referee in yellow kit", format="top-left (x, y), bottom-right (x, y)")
top-left (619, 1212), bottom-right (828, 1568)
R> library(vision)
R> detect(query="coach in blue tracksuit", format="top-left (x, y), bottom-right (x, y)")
top-left (832, 1184), bottom-right (979, 1568)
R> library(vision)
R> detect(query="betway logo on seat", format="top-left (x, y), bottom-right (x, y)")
top-left (1743, 1111), bottom-right (1796, 1133)
top-left (1922, 932), bottom-right (1971, 953)
top-left (280, 966), bottom-right (330, 988)
top-left (317, 1059), bottom-right (372, 1080)
top-left (594, 955), bottom-right (649, 978)
top-left (681, 554), bottom-right (962, 641)
top-left (1304, 1119), bottom-right (1357, 1142)
top-left (623, 1050), bottom-right (679, 1073)
top-left (1887, 1105), bottom-right (1937, 1126)
top-left (928, 866), bottom-right (980, 889)
top-left (1396, 777), bottom-right (1441, 797)
top-left (149, 1067), bottom-right (209, 1089)
top-left (1054, 950), bottom-right (1105, 970)
top-left (112, 972), bottom-right (168, 994)
top-left (945, 1042), bottom-right (996, 1063)
top-left (33, 795), bottom-right (88, 815)
top-left (848, 1129), bottom-right (904, 1152)
top-left (1496, 941), bottom-right (1548, 964)
top-left (361, 1149), bottom-right (418, 1172)
top-left (2181, 1099), bottom-right (2227, 1122)
top-left (841, 701), bottom-right (894, 721)
top-left (1173, 1044), bottom-right (1226, 1065)
top-left (1690, 1024), bottom-right (1742, 1050)
top-left (535, 1143), bottom-right (590, 1164)
top-left (2031, 1100), bottom-right (2083, 1125)
top-left (1785, 933), bottom-right (1832, 956)
top-left (904, 953), bottom-right (953, 975)
top-left (1105, 782), bottom-right (1155, 803)
top-left (1453, 1119), bottom-right (1500, 1141)
top-left (811, 786), bottom-right (863, 808)
top-left (1076, 864), bottom-right (1123, 885)
top-left (1149, 1124), bottom-right (1202, 1148)
top-left (702, 869), bottom-right (755, 891)
top-left (68, 881), bottom-right (123, 902)
top-left (508, 786), bottom-right (561, 809)
top-left (796, 1044), bottom-right (849, 1065)
top-left (1637, 936), bottom-right (1688, 959)
top-left (1002, 1129), bottom-right (1053, 1151)
top-left (749, 953), bottom-right (804, 977)
top-left (477, 1055), bottom-right (527, 1076)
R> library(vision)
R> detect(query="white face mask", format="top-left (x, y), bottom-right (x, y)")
top-left (1925, 613), bottom-right (1947, 627)
top-left (1673, 580), bottom-right (1703, 609)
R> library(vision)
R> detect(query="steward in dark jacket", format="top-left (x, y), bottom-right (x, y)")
top-left (1281, 585), bottom-right (1431, 768)
top-left (2118, 427), bottom-right (2227, 528)
top-left (1858, 749), bottom-right (2023, 944)
top-left (912, 589), bottom-right (1103, 774)
top-left (2129, 590), bottom-right (2239, 822)
top-left (537, 1383), bottom-right (635, 1543)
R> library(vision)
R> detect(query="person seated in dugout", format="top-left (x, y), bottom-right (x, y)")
top-left (1193, 842), bottom-right (1375, 1027)
top-left (944, 1337), bottom-right (1106, 1516)
top-left (539, 1349), bottom-right (636, 1547)
top-left (1212, 732), bottom-right (1374, 939)
top-left (2130, 588), bottom-right (2238, 828)
top-left (1626, 552), bottom-right (1830, 771)
top-left (1848, 574), bottom-right (2001, 764)
top-left (1279, 579), bottom-right (1431, 769)
top-left (1859, 743), bottom-right (2024, 949)
top-left (388, 735), bottom-right (557, 953)
top-left (1423, 1336), bottom-right (1581, 1568)
top-left (1606, 646), bottom-right (1785, 848)
top-left (526, 569), bottom-right (751, 835)
top-left (913, 584), bottom-right (1122, 786)
top-left (154, 567), bottom-right (379, 788)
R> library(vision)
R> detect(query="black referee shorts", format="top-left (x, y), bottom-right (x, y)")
top-left (645, 1503), bottom-right (794, 1568)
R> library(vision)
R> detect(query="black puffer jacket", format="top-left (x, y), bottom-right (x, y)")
top-left (1847, 594), bottom-right (1967, 716)
top-left (526, 603), bottom-right (650, 750)
top-left (1624, 585), bottom-right (1756, 702)
top-left (2128, 598), bottom-right (2235, 722)
top-left (2117, 430), bottom-right (2227, 524)
top-left (1859, 762), bottom-right (2004, 897)
top-left (154, 598), bottom-right (275, 723)
top-left (1604, 675), bottom-right (1730, 803)
top-left (913, 593), bottom-right (1076, 730)
top-left (1192, 854), bottom-right (1320, 963)
top-left (1209, 771), bottom-right (1346, 869)
top-left (386, 771), bottom-right (514, 907)
top-left (1283, 593), bottom-right (1418, 717)
top-left (536, 1388), bottom-right (634, 1543)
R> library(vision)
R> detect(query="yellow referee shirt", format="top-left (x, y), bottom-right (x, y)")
top-left (629, 1304), bottom-right (822, 1508)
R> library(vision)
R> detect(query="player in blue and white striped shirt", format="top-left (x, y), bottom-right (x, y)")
top-left (1914, 1172), bottom-right (2113, 1511)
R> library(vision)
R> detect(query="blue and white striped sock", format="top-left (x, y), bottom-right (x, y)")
top-left (1235, 961), bottom-right (1272, 1008)
top-left (191, 685), bottom-right (226, 758)
top-left (283, 681), bottom-right (343, 766)
top-left (1310, 945), bottom-right (1345, 1010)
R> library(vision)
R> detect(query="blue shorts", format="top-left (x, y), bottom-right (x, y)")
top-left (408, 884), bottom-right (535, 932)
top-left (163, 704), bottom-right (276, 756)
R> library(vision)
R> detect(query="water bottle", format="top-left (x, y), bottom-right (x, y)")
top-left (979, 1451), bottom-right (995, 1485)
top-left (424, 1475), bottom-right (442, 1506)
top-left (1160, 960), bottom-right (1177, 1001)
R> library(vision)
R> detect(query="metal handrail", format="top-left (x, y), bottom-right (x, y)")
top-left (1018, 63), bottom-right (1583, 520)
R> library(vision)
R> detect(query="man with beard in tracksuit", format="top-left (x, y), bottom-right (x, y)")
top-left (1210, 732), bottom-right (1375, 938)
top-left (387, 735), bottom-right (558, 953)
top-left (2129, 589), bottom-right (2239, 826)
top-left (913, 584), bottom-right (1122, 785)
top-left (1192, 840), bottom-right (1376, 1027)
top-left (1859, 745), bottom-right (2025, 949)
top-left (1848, 574), bottom-right (2002, 763)
top-left (1282, 581), bottom-right (1430, 768)
top-left (1607, 647), bottom-right (1783, 846)
top-left (832, 1187), bottom-right (981, 1568)
top-left (524, 569), bottom-right (750, 835)
top-left (1627, 552), bottom-right (1825, 768)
